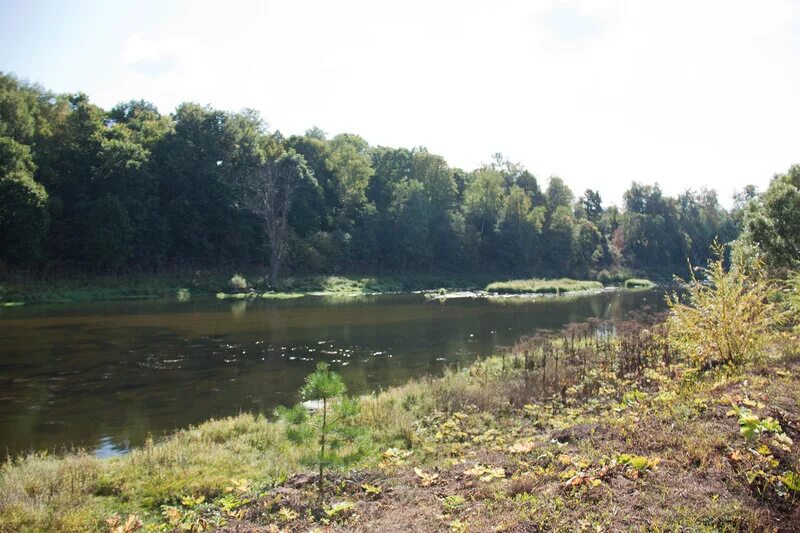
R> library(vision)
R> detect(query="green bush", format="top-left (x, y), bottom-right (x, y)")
top-left (667, 243), bottom-right (782, 368)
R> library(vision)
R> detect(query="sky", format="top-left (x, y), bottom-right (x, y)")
top-left (1, 0), bottom-right (799, 206)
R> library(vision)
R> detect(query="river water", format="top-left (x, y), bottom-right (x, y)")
top-left (0, 289), bottom-right (665, 456)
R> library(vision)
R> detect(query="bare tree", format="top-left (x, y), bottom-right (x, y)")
top-left (238, 154), bottom-right (310, 284)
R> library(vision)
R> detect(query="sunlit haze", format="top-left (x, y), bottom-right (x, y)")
top-left (2, 0), bottom-right (799, 205)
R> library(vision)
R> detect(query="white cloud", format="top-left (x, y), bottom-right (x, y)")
top-left (79, 0), bottom-right (800, 206)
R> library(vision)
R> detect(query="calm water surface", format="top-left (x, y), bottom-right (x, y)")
top-left (0, 289), bottom-right (665, 456)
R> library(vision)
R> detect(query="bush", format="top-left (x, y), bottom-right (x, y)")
top-left (666, 242), bottom-right (782, 368)
top-left (229, 274), bottom-right (248, 291)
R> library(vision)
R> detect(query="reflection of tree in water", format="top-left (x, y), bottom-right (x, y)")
top-left (230, 300), bottom-right (247, 317)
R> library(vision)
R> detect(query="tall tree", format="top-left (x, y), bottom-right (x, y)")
top-left (237, 153), bottom-right (314, 284)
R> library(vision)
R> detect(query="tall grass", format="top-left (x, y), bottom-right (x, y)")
top-left (485, 278), bottom-right (603, 295)
top-left (624, 278), bottom-right (655, 288)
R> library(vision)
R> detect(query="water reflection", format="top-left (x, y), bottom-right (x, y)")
top-left (0, 290), bottom-right (665, 456)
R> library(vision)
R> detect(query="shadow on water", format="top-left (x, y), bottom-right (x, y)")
top-left (0, 289), bottom-right (666, 456)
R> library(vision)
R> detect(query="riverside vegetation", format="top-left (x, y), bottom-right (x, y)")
top-left (5, 72), bottom-right (800, 306)
top-left (1, 248), bottom-right (799, 531)
top-left (7, 71), bottom-right (800, 295)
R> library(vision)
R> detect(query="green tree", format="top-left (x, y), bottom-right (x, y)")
top-left (578, 189), bottom-right (603, 223)
top-left (0, 137), bottom-right (48, 264)
top-left (543, 205), bottom-right (576, 273)
top-left (327, 133), bottom-right (374, 214)
top-left (743, 164), bottom-right (800, 272)
top-left (572, 219), bottom-right (604, 276)
top-left (620, 182), bottom-right (689, 273)
top-left (545, 176), bottom-right (574, 214)
top-left (464, 166), bottom-right (505, 266)
top-left (386, 178), bottom-right (429, 269)
top-left (275, 363), bottom-right (369, 502)
top-left (497, 185), bottom-right (543, 272)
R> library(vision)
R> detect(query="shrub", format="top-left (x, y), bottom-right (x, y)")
top-left (666, 242), bottom-right (782, 368)
top-left (229, 274), bottom-right (248, 291)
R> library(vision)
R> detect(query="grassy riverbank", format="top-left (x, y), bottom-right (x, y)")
top-left (485, 278), bottom-right (604, 295)
top-left (0, 273), bottom-right (502, 305)
top-left (624, 278), bottom-right (656, 289)
top-left (0, 272), bottom-right (658, 305)
top-left (2, 314), bottom-right (798, 532)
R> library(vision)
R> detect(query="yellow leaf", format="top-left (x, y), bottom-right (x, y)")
top-left (415, 467), bottom-right (439, 486)
top-left (508, 441), bottom-right (536, 454)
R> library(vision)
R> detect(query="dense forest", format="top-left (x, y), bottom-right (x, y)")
top-left (1, 72), bottom-right (796, 282)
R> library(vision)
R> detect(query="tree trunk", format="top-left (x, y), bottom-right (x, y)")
top-left (318, 397), bottom-right (327, 502)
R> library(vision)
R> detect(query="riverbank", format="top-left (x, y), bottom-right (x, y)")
top-left (0, 271), bottom-right (660, 305)
top-left (0, 273), bottom-right (495, 305)
top-left (1, 316), bottom-right (797, 532)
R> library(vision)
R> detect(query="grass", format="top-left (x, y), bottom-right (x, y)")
top-left (1, 270), bottom-right (675, 305)
top-left (1, 271), bottom-right (670, 305)
top-left (215, 292), bottom-right (304, 300)
top-left (624, 278), bottom-right (655, 288)
top-left (4, 313), bottom-right (797, 532)
top-left (0, 272), bottom-right (499, 304)
top-left (485, 278), bottom-right (604, 295)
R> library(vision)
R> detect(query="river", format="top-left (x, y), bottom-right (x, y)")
top-left (0, 289), bottom-right (665, 456)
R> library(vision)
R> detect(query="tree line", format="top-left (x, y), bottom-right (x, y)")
top-left (2, 72), bottom-right (784, 281)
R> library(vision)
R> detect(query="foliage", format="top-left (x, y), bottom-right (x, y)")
top-left (0, 72), bottom-right (750, 281)
top-left (743, 164), bottom-right (800, 272)
top-left (735, 409), bottom-right (782, 440)
top-left (667, 242), bottom-right (781, 368)
top-left (275, 363), bottom-right (370, 501)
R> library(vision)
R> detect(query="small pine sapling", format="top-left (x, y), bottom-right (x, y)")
top-left (275, 362), bottom-right (370, 502)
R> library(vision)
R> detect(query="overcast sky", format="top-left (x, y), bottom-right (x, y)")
top-left (2, 0), bottom-right (799, 206)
